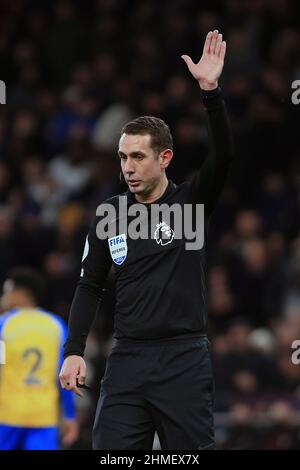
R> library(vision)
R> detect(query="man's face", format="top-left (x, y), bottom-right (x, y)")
top-left (118, 133), bottom-right (168, 197)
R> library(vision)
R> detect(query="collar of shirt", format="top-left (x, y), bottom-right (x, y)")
top-left (125, 179), bottom-right (177, 206)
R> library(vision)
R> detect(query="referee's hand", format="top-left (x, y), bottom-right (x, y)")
top-left (59, 355), bottom-right (86, 397)
top-left (181, 29), bottom-right (226, 91)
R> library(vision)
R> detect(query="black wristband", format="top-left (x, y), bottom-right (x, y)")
top-left (200, 85), bottom-right (221, 101)
top-left (63, 351), bottom-right (84, 360)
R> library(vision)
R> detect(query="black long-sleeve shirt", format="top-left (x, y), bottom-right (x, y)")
top-left (64, 86), bottom-right (234, 358)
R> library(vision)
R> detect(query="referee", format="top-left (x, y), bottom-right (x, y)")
top-left (60, 30), bottom-right (234, 450)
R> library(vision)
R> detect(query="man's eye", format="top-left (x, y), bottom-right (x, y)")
top-left (120, 155), bottom-right (127, 161)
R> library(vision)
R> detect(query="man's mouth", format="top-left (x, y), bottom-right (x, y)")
top-left (128, 180), bottom-right (141, 187)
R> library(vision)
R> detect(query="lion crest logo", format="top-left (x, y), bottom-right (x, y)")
top-left (154, 221), bottom-right (174, 246)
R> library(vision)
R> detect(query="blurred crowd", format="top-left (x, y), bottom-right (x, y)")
top-left (0, 0), bottom-right (300, 449)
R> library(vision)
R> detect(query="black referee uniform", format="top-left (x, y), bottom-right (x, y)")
top-left (64, 86), bottom-right (234, 450)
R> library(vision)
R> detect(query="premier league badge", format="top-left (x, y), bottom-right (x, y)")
top-left (154, 222), bottom-right (174, 246)
top-left (108, 233), bottom-right (128, 265)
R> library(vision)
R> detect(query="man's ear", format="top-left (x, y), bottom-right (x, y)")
top-left (159, 149), bottom-right (173, 169)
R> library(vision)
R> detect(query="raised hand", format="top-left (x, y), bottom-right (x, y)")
top-left (181, 30), bottom-right (226, 91)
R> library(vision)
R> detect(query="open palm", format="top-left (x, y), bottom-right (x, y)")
top-left (182, 30), bottom-right (226, 90)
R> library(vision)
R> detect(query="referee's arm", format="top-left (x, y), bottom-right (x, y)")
top-left (60, 216), bottom-right (112, 396)
top-left (190, 86), bottom-right (234, 215)
top-left (182, 29), bottom-right (234, 215)
top-left (65, 215), bottom-right (112, 357)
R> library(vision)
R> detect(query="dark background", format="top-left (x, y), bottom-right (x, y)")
top-left (1, 0), bottom-right (300, 449)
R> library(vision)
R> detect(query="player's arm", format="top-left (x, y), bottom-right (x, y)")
top-left (0, 313), bottom-right (8, 374)
top-left (59, 214), bottom-right (112, 396)
top-left (58, 320), bottom-right (79, 445)
top-left (182, 30), bottom-right (234, 215)
top-left (60, 389), bottom-right (79, 445)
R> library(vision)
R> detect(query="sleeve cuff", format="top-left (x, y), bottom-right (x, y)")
top-left (200, 86), bottom-right (223, 110)
top-left (63, 350), bottom-right (84, 359)
top-left (200, 85), bottom-right (221, 99)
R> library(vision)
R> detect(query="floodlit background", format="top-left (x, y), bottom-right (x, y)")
top-left (1, 0), bottom-right (300, 449)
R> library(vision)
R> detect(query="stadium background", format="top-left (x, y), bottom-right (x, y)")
top-left (1, 0), bottom-right (300, 449)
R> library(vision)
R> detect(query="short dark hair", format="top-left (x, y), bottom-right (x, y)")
top-left (121, 116), bottom-right (173, 153)
top-left (5, 267), bottom-right (46, 305)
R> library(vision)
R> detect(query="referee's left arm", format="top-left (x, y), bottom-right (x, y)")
top-left (182, 30), bottom-right (234, 215)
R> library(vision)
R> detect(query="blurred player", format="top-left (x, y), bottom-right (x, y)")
top-left (0, 267), bottom-right (78, 450)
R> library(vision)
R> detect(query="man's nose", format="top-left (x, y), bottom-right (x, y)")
top-left (124, 160), bottom-right (135, 174)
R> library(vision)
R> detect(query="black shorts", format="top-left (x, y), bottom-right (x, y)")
top-left (93, 335), bottom-right (215, 450)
